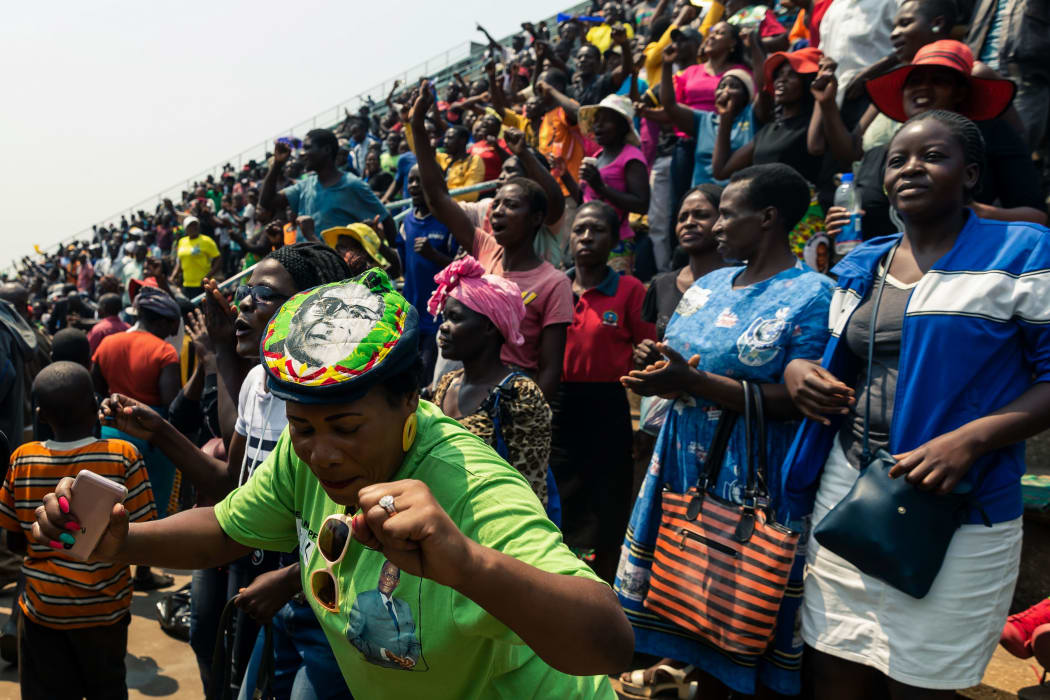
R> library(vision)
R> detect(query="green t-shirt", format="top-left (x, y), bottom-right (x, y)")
top-left (380, 152), bottom-right (400, 176)
top-left (214, 400), bottom-right (614, 700)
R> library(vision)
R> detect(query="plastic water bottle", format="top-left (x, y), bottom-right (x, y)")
top-left (833, 173), bottom-right (863, 255)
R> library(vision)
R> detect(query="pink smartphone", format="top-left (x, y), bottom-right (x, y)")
top-left (67, 470), bottom-right (127, 562)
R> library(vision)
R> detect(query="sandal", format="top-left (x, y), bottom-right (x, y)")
top-left (614, 662), bottom-right (695, 699)
top-left (133, 570), bottom-right (175, 591)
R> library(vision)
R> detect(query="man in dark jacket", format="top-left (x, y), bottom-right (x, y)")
top-left (967, 0), bottom-right (1050, 148)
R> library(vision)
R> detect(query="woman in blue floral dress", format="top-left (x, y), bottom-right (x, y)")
top-left (616, 164), bottom-right (833, 699)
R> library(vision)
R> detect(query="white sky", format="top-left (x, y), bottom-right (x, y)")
top-left (0, 0), bottom-right (572, 268)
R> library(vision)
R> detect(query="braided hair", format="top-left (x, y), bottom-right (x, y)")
top-left (899, 109), bottom-right (986, 200)
top-left (268, 242), bottom-right (351, 293)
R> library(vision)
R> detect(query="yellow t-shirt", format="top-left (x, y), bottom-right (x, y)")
top-left (502, 109), bottom-right (538, 149)
top-left (435, 152), bottom-right (486, 202)
top-left (404, 123), bottom-right (486, 201)
top-left (643, 23), bottom-right (676, 87)
top-left (176, 234), bottom-right (219, 287)
top-left (642, 13), bottom-right (720, 89)
top-left (586, 23), bottom-right (635, 53)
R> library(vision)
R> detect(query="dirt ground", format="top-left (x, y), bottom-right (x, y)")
top-left (0, 568), bottom-right (1043, 700)
top-left (0, 570), bottom-right (202, 700)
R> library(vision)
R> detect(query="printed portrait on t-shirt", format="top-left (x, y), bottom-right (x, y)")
top-left (347, 560), bottom-right (421, 670)
top-left (284, 284), bottom-right (385, 368)
top-left (736, 307), bottom-right (791, 366)
top-left (803, 233), bottom-right (832, 275)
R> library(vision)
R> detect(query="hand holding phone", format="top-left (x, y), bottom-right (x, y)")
top-left (30, 470), bottom-right (128, 562)
top-left (66, 471), bottom-right (127, 561)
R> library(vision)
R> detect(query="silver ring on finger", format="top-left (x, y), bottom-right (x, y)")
top-left (379, 495), bottom-right (397, 516)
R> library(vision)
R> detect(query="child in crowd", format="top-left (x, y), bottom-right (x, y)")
top-left (553, 201), bottom-right (655, 582)
top-left (397, 164), bottom-right (458, 385)
top-left (0, 361), bottom-right (156, 698)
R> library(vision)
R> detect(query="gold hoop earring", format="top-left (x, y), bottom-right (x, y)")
top-left (402, 413), bottom-right (418, 452)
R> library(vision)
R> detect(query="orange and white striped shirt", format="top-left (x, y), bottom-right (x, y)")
top-left (0, 437), bottom-right (156, 629)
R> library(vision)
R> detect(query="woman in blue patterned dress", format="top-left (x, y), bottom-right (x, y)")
top-left (616, 163), bottom-right (833, 699)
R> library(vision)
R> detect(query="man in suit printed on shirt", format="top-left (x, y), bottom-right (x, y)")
top-left (347, 560), bottom-right (421, 669)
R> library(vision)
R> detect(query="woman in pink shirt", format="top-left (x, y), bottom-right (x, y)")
top-left (577, 95), bottom-right (651, 272)
top-left (411, 82), bottom-right (572, 402)
top-left (675, 22), bottom-right (750, 114)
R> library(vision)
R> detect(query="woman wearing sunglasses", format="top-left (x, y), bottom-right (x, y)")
top-left (100, 242), bottom-right (356, 698)
top-left (39, 269), bottom-right (632, 699)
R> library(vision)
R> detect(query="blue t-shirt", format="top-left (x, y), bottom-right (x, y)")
top-left (660, 262), bottom-right (832, 511)
top-left (398, 210), bottom-right (458, 334)
top-left (615, 75), bottom-right (649, 98)
top-left (281, 172), bottom-right (389, 235)
top-left (693, 105), bottom-right (756, 187)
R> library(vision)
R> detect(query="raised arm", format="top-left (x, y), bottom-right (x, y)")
top-left (428, 97), bottom-right (449, 134)
top-left (644, 3), bottom-right (697, 83)
top-left (504, 127), bottom-right (565, 225)
top-left (607, 26), bottom-right (635, 86)
top-left (744, 28), bottom-right (774, 125)
top-left (536, 80), bottom-right (582, 125)
top-left (259, 142), bottom-right (291, 215)
top-left (476, 22), bottom-right (503, 52)
top-left (807, 61), bottom-right (859, 165)
top-left (711, 91), bottom-right (755, 180)
top-left (410, 81), bottom-right (478, 253)
top-left (659, 46), bottom-right (697, 135)
top-left (534, 41), bottom-right (570, 76)
top-left (384, 80), bottom-right (402, 116)
top-left (452, 93), bottom-right (494, 116)
top-left (485, 62), bottom-right (509, 115)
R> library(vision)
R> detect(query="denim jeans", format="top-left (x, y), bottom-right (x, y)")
top-left (238, 598), bottom-right (353, 700)
top-left (190, 552), bottom-right (281, 695)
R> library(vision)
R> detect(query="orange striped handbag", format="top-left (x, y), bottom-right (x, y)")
top-left (644, 381), bottom-right (800, 656)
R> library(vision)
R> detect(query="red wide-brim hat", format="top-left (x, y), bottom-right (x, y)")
top-left (865, 40), bottom-right (1016, 122)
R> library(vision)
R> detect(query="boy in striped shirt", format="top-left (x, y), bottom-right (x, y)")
top-left (0, 361), bottom-right (157, 698)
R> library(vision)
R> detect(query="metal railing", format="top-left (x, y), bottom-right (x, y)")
top-left (28, 1), bottom-right (590, 265)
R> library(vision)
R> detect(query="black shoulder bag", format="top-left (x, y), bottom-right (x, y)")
top-left (207, 597), bottom-right (275, 700)
top-left (813, 245), bottom-right (973, 599)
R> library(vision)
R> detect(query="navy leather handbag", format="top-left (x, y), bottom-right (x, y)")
top-left (813, 245), bottom-right (973, 599)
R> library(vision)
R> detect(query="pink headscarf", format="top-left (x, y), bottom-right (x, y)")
top-left (427, 256), bottom-right (525, 346)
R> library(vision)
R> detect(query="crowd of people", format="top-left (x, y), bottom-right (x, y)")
top-left (2, 0), bottom-right (1050, 697)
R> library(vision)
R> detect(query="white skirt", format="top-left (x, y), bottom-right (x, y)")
top-left (801, 440), bottom-right (1022, 690)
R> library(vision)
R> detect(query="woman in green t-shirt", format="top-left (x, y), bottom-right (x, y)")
top-left (33, 269), bottom-right (631, 700)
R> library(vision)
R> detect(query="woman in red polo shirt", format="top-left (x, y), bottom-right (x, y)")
top-left (550, 201), bottom-right (656, 583)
